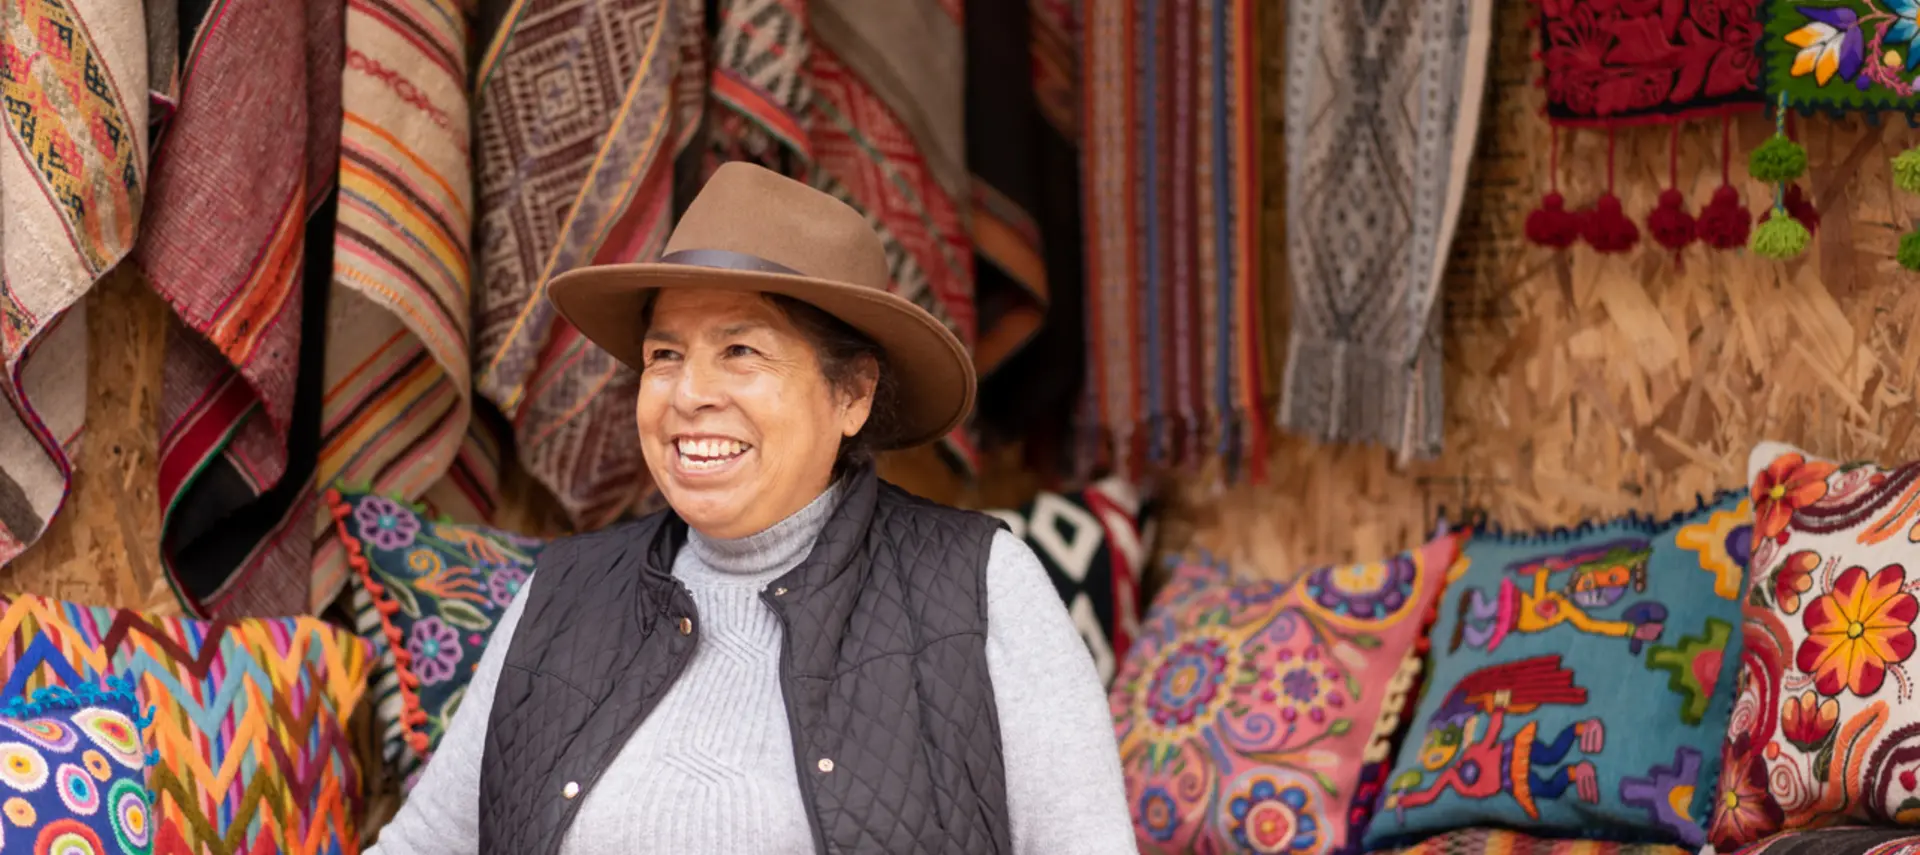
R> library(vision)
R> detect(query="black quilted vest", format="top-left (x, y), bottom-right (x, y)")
top-left (476, 465), bottom-right (1013, 855)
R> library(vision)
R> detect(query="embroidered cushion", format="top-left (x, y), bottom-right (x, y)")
top-left (1369, 826), bottom-right (1692, 855)
top-left (0, 677), bottom-right (156, 854)
top-left (1708, 442), bottom-right (1920, 850)
top-left (0, 594), bottom-right (373, 855)
top-left (1538, 0), bottom-right (1764, 124)
top-left (981, 476), bottom-right (1151, 684)
top-left (1368, 494), bottom-right (1750, 849)
top-left (328, 488), bottom-right (546, 792)
top-left (1110, 533), bottom-right (1459, 854)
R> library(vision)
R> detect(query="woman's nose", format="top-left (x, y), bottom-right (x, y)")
top-left (671, 358), bottom-right (726, 412)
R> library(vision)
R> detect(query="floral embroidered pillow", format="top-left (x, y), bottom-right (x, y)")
top-left (1368, 494), bottom-right (1750, 849)
top-left (328, 488), bottom-right (547, 791)
top-left (1110, 534), bottom-right (1459, 854)
top-left (0, 677), bottom-right (156, 854)
top-left (1709, 442), bottom-right (1920, 850)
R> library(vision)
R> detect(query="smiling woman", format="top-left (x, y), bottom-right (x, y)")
top-left (366, 162), bottom-right (1136, 855)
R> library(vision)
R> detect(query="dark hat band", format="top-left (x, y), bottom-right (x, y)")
top-left (657, 249), bottom-right (804, 277)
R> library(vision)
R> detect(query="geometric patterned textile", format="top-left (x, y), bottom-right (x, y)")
top-left (328, 488), bottom-right (545, 792)
top-left (0, 0), bottom-right (149, 566)
top-left (0, 593), bottom-right (374, 855)
top-left (1372, 827), bottom-right (1692, 855)
top-left (471, 0), bottom-right (704, 528)
top-left (1733, 827), bottom-right (1920, 855)
top-left (315, 0), bottom-right (484, 612)
top-left (980, 476), bottom-right (1152, 685)
top-left (0, 677), bottom-right (156, 855)
top-left (1279, 0), bottom-right (1491, 463)
top-left (1112, 535), bottom-right (1461, 854)
top-left (1370, 494), bottom-right (1751, 850)
top-left (1709, 442), bottom-right (1920, 851)
top-left (1081, 0), bottom-right (1268, 481)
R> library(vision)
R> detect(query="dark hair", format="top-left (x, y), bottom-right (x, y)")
top-left (638, 292), bottom-right (900, 473)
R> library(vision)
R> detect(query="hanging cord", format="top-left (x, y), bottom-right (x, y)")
top-left (1649, 121), bottom-right (1697, 258)
top-left (1525, 123), bottom-right (1581, 248)
top-left (1750, 93), bottom-right (1812, 258)
top-left (1585, 126), bottom-right (1639, 253)
top-left (1697, 113), bottom-right (1751, 250)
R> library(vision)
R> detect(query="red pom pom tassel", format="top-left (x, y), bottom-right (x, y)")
top-left (1697, 185), bottom-right (1752, 250)
top-left (1647, 188), bottom-right (1696, 251)
top-left (1527, 192), bottom-right (1583, 249)
top-left (1584, 193), bottom-right (1640, 253)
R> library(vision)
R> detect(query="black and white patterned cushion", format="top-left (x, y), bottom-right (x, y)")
top-left (983, 477), bottom-right (1152, 684)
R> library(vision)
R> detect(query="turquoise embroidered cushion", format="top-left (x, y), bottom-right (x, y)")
top-left (1366, 494), bottom-right (1751, 849)
top-left (0, 677), bottom-right (156, 854)
top-left (328, 487), bottom-right (548, 791)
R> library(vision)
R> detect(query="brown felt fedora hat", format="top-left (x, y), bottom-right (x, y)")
top-left (546, 162), bottom-right (974, 449)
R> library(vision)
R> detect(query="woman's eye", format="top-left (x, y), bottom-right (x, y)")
top-left (646, 348), bottom-right (680, 364)
top-left (725, 344), bottom-right (759, 358)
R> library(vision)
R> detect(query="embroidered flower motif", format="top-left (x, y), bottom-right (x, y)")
top-left (1752, 453), bottom-right (1837, 543)
top-left (1228, 776), bottom-right (1320, 854)
top-left (1303, 555), bottom-right (1416, 621)
top-left (4, 795), bottom-right (33, 827)
top-left (1140, 635), bottom-right (1234, 743)
top-left (1137, 787), bottom-right (1179, 842)
top-left (82, 750), bottom-right (110, 782)
top-left (407, 617), bottom-right (464, 685)
top-left (0, 743), bottom-right (48, 791)
top-left (1711, 735), bottom-right (1782, 850)
top-left (1780, 689), bottom-right (1840, 750)
top-left (1785, 6), bottom-right (1867, 86)
top-left (1891, 0), bottom-right (1920, 69)
top-left (1774, 550), bottom-right (1820, 615)
top-left (488, 567), bottom-right (528, 608)
top-left (1797, 564), bottom-right (1919, 697)
top-left (1259, 646), bottom-right (1346, 727)
top-left (355, 496), bottom-right (422, 551)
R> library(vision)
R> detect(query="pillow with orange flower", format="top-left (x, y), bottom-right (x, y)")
top-left (1709, 441), bottom-right (1920, 851)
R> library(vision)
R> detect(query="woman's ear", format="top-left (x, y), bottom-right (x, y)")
top-left (840, 354), bottom-right (879, 438)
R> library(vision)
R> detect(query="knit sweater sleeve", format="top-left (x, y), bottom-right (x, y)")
top-left (365, 576), bottom-right (533, 855)
top-left (983, 530), bottom-right (1140, 855)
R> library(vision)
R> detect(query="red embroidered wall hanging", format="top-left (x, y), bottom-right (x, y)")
top-left (1530, 0), bottom-right (1771, 253)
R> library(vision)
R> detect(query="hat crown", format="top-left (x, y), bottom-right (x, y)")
top-left (662, 162), bottom-right (891, 291)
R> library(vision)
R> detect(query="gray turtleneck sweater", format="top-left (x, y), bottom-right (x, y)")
top-left (368, 484), bottom-right (1138, 854)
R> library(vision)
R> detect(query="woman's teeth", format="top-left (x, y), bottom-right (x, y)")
top-left (676, 438), bottom-right (749, 469)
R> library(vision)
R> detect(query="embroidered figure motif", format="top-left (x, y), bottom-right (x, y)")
top-left (1449, 539), bottom-right (1668, 655)
top-left (1385, 656), bottom-right (1605, 822)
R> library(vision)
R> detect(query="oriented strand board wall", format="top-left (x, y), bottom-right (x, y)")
top-left (1186, 0), bottom-right (1920, 580)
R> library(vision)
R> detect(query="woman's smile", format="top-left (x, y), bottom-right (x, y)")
top-left (670, 435), bottom-right (756, 477)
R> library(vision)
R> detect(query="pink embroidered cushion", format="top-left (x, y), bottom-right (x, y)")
top-left (1711, 441), bottom-right (1920, 850)
top-left (1110, 534), bottom-right (1459, 854)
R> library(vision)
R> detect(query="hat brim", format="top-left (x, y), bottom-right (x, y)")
top-left (546, 263), bottom-right (975, 450)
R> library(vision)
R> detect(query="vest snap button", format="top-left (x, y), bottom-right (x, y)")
top-left (562, 781), bottom-right (580, 800)
top-left (817, 757), bottom-right (834, 773)
top-left (773, 587), bottom-right (788, 597)
top-left (678, 617), bottom-right (693, 636)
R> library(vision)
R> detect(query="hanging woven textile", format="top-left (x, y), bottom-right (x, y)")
top-left (697, 0), bottom-right (985, 475)
top-left (1082, 0), bottom-right (1268, 482)
top-left (471, 0), bottom-right (708, 529)
top-left (0, 0), bottom-right (151, 566)
top-left (1277, 0), bottom-right (1493, 462)
top-left (972, 0), bottom-right (1088, 472)
top-left (133, 0), bottom-right (343, 618)
top-left (309, 0), bottom-right (494, 610)
top-left (1527, 0), bottom-right (1768, 255)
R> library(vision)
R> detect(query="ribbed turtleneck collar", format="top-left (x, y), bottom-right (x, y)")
top-left (682, 480), bottom-right (841, 578)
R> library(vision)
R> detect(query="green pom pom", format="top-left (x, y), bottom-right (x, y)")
top-left (1899, 230), bottom-right (1920, 271)
top-left (1895, 148), bottom-right (1920, 195)
top-left (1748, 134), bottom-right (1808, 183)
top-left (1749, 211), bottom-right (1811, 258)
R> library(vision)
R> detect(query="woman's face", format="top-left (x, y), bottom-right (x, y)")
top-left (636, 289), bottom-right (874, 539)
